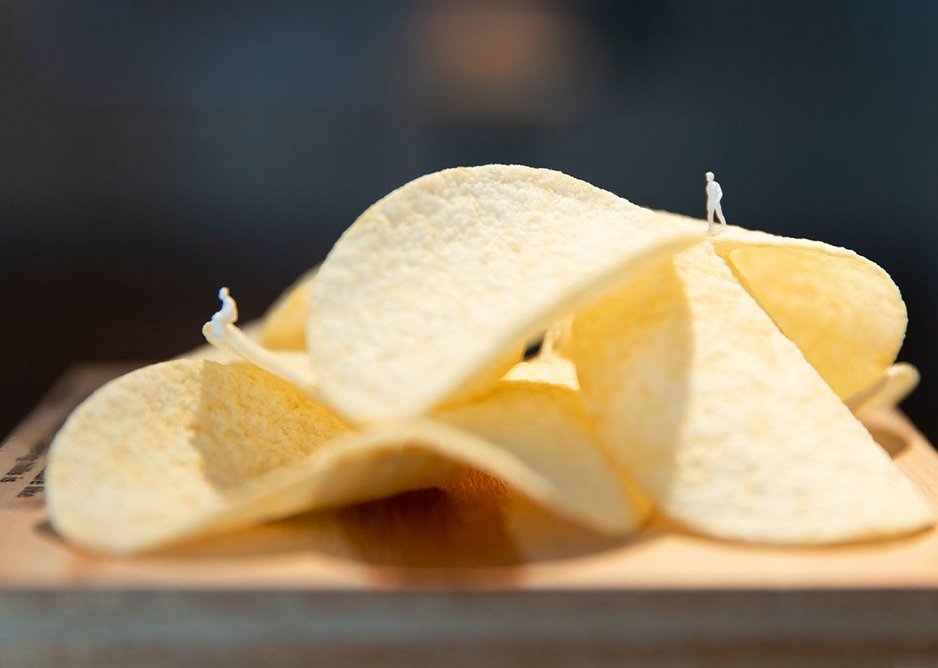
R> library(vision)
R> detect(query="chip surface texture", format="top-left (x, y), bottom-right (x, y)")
top-left (308, 165), bottom-right (702, 423)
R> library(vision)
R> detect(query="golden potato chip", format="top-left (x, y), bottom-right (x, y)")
top-left (259, 266), bottom-right (319, 350)
top-left (572, 242), bottom-right (933, 544)
top-left (707, 226), bottom-right (906, 399)
top-left (436, 365), bottom-right (649, 534)
top-left (181, 321), bottom-right (263, 362)
top-left (846, 362), bottom-right (920, 415)
top-left (502, 355), bottom-right (578, 389)
top-left (202, 321), bottom-right (319, 398)
top-left (47, 360), bottom-right (353, 553)
top-left (48, 359), bottom-right (645, 554)
top-left (308, 165), bottom-right (703, 424)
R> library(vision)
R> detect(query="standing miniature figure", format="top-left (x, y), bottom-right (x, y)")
top-left (211, 286), bottom-right (238, 338)
top-left (705, 171), bottom-right (727, 234)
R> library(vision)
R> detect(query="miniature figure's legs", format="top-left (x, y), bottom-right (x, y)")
top-left (715, 203), bottom-right (727, 227)
top-left (707, 206), bottom-right (715, 233)
top-left (211, 313), bottom-right (225, 339)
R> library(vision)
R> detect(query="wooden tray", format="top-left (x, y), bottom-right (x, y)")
top-left (2, 364), bottom-right (938, 666)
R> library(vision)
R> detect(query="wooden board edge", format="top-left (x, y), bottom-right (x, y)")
top-left (1, 588), bottom-right (938, 666)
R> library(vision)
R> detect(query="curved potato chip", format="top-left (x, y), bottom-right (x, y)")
top-left (48, 359), bottom-right (645, 554)
top-left (705, 226), bottom-right (906, 399)
top-left (846, 363), bottom-right (920, 415)
top-left (502, 356), bottom-right (578, 389)
top-left (572, 242), bottom-right (932, 544)
top-left (202, 321), bottom-right (318, 398)
top-left (259, 266), bottom-right (319, 350)
top-left (436, 368), bottom-right (649, 534)
top-left (308, 165), bottom-right (703, 424)
top-left (48, 360), bottom-right (353, 553)
top-left (181, 320), bottom-right (263, 363)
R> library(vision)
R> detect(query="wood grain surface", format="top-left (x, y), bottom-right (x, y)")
top-left (2, 364), bottom-right (938, 666)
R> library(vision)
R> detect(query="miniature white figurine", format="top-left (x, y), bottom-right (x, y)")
top-left (211, 286), bottom-right (238, 338)
top-left (705, 171), bottom-right (727, 234)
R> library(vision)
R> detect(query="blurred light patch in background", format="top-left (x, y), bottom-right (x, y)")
top-left (408, 0), bottom-right (606, 124)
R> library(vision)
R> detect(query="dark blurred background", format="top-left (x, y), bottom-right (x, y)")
top-left (1, 1), bottom-right (936, 439)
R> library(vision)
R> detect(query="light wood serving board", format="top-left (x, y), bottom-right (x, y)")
top-left (2, 364), bottom-right (938, 666)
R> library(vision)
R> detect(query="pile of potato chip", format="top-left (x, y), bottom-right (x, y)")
top-left (47, 165), bottom-right (933, 555)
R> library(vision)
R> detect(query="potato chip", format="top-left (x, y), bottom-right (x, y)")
top-left (48, 358), bottom-right (645, 554)
top-left (572, 242), bottom-right (933, 544)
top-left (846, 362), bottom-right (920, 415)
top-left (308, 165), bottom-right (703, 424)
top-left (47, 360), bottom-right (351, 553)
top-left (502, 356), bottom-right (578, 389)
top-left (202, 321), bottom-right (318, 399)
top-left (705, 226), bottom-right (906, 400)
top-left (259, 266), bottom-right (319, 350)
top-left (181, 320), bottom-right (263, 363)
top-left (436, 364), bottom-right (649, 534)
